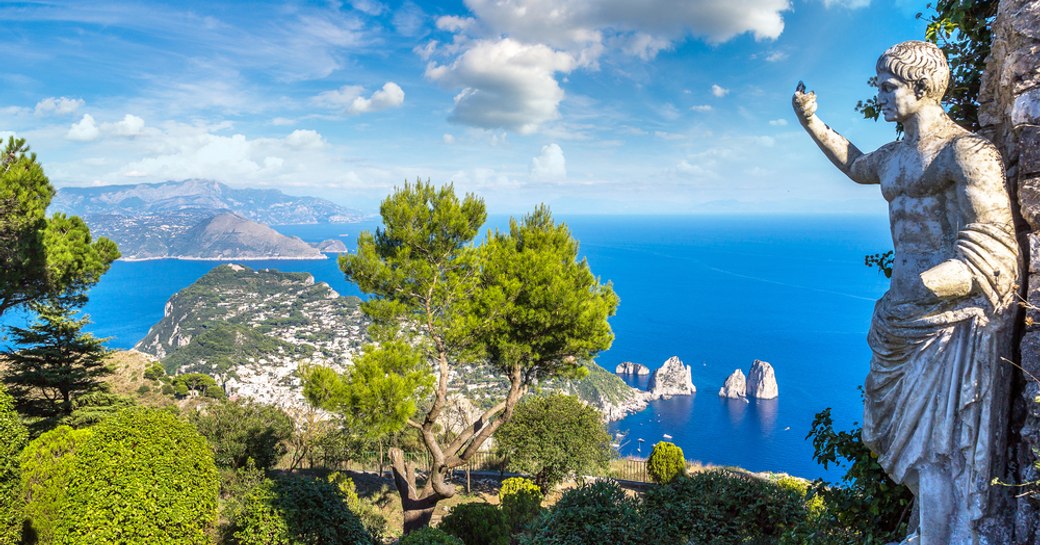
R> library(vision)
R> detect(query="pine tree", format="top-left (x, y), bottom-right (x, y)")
top-left (3, 300), bottom-right (112, 423)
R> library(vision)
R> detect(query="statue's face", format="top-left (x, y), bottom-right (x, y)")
top-left (876, 71), bottom-right (923, 123)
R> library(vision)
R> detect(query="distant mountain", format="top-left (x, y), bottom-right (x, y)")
top-left (52, 179), bottom-right (363, 224)
top-left (50, 179), bottom-right (362, 260)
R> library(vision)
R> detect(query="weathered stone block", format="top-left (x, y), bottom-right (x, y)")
top-left (1018, 177), bottom-right (1040, 230)
top-left (1019, 126), bottom-right (1040, 176)
top-left (1013, 89), bottom-right (1040, 126)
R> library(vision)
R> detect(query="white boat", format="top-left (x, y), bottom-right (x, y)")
top-left (662, 433), bottom-right (673, 440)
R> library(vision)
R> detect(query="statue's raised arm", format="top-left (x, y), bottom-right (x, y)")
top-left (792, 82), bottom-right (878, 185)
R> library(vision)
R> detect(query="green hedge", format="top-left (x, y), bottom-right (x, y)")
top-left (0, 386), bottom-right (28, 545)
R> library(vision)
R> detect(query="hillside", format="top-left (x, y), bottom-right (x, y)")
top-left (135, 263), bottom-right (645, 419)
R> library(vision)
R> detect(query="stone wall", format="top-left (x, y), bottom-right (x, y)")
top-left (978, 1), bottom-right (1040, 543)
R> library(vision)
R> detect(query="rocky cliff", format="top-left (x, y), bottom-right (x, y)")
top-left (169, 212), bottom-right (324, 260)
top-left (719, 369), bottom-right (747, 398)
top-left (647, 356), bottom-right (696, 399)
top-left (746, 360), bottom-right (779, 399)
top-left (615, 361), bottom-right (650, 375)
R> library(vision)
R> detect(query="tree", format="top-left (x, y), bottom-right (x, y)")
top-left (0, 137), bottom-right (118, 317)
top-left (304, 182), bottom-right (618, 533)
top-left (2, 300), bottom-right (111, 426)
top-left (0, 385), bottom-right (27, 545)
top-left (646, 441), bottom-right (686, 484)
top-left (495, 394), bottom-right (612, 491)
top-left (191, 399), bottom-right (294, 470)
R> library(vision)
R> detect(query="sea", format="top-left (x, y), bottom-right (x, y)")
top-left (3, 214), bottom-right (893, 480)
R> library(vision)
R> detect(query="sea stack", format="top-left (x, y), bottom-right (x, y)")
top-left (718, 369), bottom-right (746, 398)
top-left (615, 361), bottom-right (650, 375)
top-left (746, 360), bottom-right (779, 399)
top-left (647, 356), bottom-right (696, 399)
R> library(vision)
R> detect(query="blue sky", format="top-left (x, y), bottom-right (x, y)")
top-left (0, 0), bottom-right (928, 214)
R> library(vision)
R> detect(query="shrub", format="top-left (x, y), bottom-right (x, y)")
top-left (438, 503), bottom-right (510, 545)
top-left (53, 407), bottom-right (219, 545)
top-left (0, 386), bottom-right (28, 545)
top-left (646, 441), bottom-right (685, 484)
top-left (399, 527), bottom-right (464, 545)
top-left (328, 472), bottom-right (388, 539)
top-left (191, 399), bottom-right (293, 470)
top-left (520, 480), bottom-right (643, 545)
top-left (641, 469), bottom-right (806, 545)
top-left (143, 362), bottom-right (166, 381)
top-left (498, 477), bottom-right (543, 532)
top-left (230, 473), bottom-right (374, 545)
top-left (61, 391), bottom-right (135, 428)
top-left (495, 394), bottom-right (612, 491)
top-left (19, 425), bottom-right (92, 544)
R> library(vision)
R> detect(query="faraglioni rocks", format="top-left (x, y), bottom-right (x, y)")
top-left (615, 361), bottom-right (650, 375)
top-left (746, 360), bottom-right (778, 400)
top-left (647, 356), bottom-right (695, 399)
top-left (718, 369), bottom-right (746, 398)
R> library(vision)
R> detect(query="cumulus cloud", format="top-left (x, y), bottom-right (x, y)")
top-left (105, 114), bottom-right (146, 136)
top-left (67, 114), bottom-right (100, 141)
top-left (286, 129), bottom-right (325, 149)
top-left (711, 84), bottom-right (729, 97)
top-left (314, 82), bottom-right (405, 114)
top-left (768, 118), bottom-right (788, 126)
top-left (35, 96), bottom-right (84, 116)
top-left (427, 38), bottom-right (577, 134)
top-left (530, 143), bottom-right (566, 181)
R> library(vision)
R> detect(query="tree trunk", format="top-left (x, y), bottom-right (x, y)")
top-left (979, 1), bottom-right (1040, 543)
top-left (389, 447), bottom-right (449, 535)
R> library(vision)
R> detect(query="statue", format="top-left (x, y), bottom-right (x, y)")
top-left (793, 41), bottom-right (1019, 544)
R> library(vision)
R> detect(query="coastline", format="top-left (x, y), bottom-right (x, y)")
top-left (118, 254), bottom-right (332, 262)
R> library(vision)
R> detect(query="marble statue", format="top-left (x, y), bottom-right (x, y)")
top-left (793, 41), bottom-right (1019, 545)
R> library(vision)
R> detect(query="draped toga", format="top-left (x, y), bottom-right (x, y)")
top-left (862, 222), bottom-right (1019, 523)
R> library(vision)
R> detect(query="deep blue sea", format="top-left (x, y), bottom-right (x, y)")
top-left (3, 214), bottom-right (892, 479)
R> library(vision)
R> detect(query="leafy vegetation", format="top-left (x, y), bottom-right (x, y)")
top-left (192, 399), bottom-right (294, 470)
top-left (398, 527), bottom-right (463, 545)
top-left (162, 322), bottom-right (310, 376)
top-left (0, 386), bottom-right (27, 545)
top-left (646, 441), bottom-right (686, 484)
top-left (438, 503), bottom-right (510, 545)
top-left (18, 425), bottom-right (91, 545)
top-left (498, 477), bottom-right (544, 533)
top-left (495, 394), bottom-right (612, 491)
top-left (520, 480), bottom-right (643, 545)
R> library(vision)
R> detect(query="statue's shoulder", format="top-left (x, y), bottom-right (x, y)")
top-left (948, 131), bottom-right (1003, 165)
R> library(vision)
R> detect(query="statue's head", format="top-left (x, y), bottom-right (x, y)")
top-left (875, 40), bottom-right (950, 102)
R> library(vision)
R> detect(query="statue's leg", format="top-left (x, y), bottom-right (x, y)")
top-left (916, 464), bottom-right (956, 545)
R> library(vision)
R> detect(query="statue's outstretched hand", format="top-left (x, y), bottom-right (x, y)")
top-left (792, 81), bottom-right (817, 123)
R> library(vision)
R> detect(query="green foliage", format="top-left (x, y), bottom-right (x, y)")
top-left (229, 473), bottom-right (374, 545)
top-left (399, 527), bottom-right (464, 545)
top-left (327, 472), bottom-right (388, 539)
top-left (0, 137), bottom-right (118, 317)
top-left (863, 251), bottom-right (894, 279)
top-left (783, 408), bottom-right (912, 545)
top-left (192, 399), bottom-right (294, 470)
top-left (61, 391), bottom-right (135, 429)
top-left (496, 394), bottom-right (612, 491)
top-left (0, 386), bottom-right (28, 545)
top-left (498, 477), bottom-right (543, 533)
top-left (54, 407), bottom-right (219, 545)
top-left (143, 362), bottom-right (166, 381)
top-left (170, 372), bottom-right (225, 399)
top-left (646, 441), bottom-right (686, 484)
top-left (438, 503), bottom-right (510, 545)
top-left (163, 323), bottom-right (309, 376)
top-left (641, 469), bottom-right (806, 545)
top-left (19, 425), bottom-right (92, 545)
top-left (519, 480), bottom-right (644, 545)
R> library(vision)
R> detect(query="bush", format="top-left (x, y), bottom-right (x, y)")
top-left (143, 362), bottom-right (166, 381)
top-left (230, 473), bottom-right (374, 545)
top-left (61, 391), bottom-right (135, 428)
top-left (328, 472), bottom-right (388, 539)
top-left (19, 425), bottom-right (92, 545)
top-left (0, 386), bottom-right (28, 545)
top-left (498, 477), bottom-right (543, 532)
top-left (495, 394), bottom-right (612, 491)
top-left (641, 469), bottom-right (806, 545)
top-left (399, 527), bottom-right (463, 545)
top-left (520, 480), bottom-right (643, 545)
top-left (53, 407), bottom-right (220, 545)
top-left (646, 441), bottom-right (685, 484)
top-left (438, 503), bottom-right (510, 545)
top-left (192, 399), bottom-right (293, 470)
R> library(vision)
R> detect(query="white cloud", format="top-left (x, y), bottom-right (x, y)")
top-left (654, 131), bottom-right (685, 141)
top-left (443, 133), bottom-right (456, 144)
top-left (314, 82), bottom-right (405, 114)
top-left (350, 0), bottom-right (386, 16)
top-left (426, 38), bottom-right (577, 134)
top-left (530, 143), bottom-right (566, 181)
top-left (286, 129), bottom-right (326, 149)
top-left (105, 114), bottom-right (146, 136)
top-left (711, 84), bottom-right (729, 97)
top-left (764, 51), bottom-right (788, 62)
top-left (768, 118), bottom-right (788, 126)
top-left (822, 0), bottom-right (870, 8)
top-left (393, 2), bottom-right (426, 36)
top-left (35, 97), bottom-right (84, 116)
top-left (690, 104), bottom-right (713, 112)
top-left (436, 15), bottom-right (476, 32)
top-left (67, 114), bottom-right (100, 141)
top-left (271, 117), bottom-right (295, 126)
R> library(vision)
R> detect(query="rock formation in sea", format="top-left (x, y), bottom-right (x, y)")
top-left (615, 361), bottom-right (650, 375)
top-left (718, 369), bottom-right (747, 398)
top-left (315, 239), bottom-right (348, 253)
top-left (647, 356), bottom-right (696, 399)
top-left (746, 360), bottom-right (779, 399)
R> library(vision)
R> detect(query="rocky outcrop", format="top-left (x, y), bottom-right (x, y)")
top-left (647, 356), bottom-right (695, 399)
top-left (719, 369), bottom-right (747, 398)
top-left (746, 360), bottom-right (778, 399)
top-left (315, 239), bottom-right (348, 253)
top-left (170, 212), bottom-right (324, 259)
top-left (615, 361), bottom-right (650, 375)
